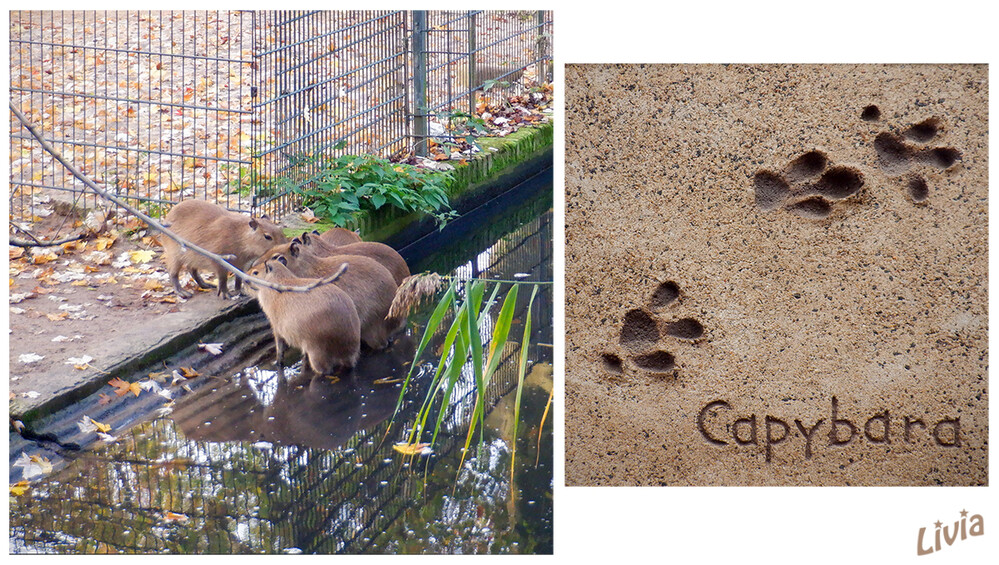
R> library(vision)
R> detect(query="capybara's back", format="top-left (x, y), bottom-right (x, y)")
top-left (300, 232), bottom-right (409, 286)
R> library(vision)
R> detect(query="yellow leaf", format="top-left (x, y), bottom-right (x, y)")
top-left (94, 236), bottom-right (116, 251)
top-left (143, 279), bottom-right (164, 291)
top-left (46, 312), bottom-right (70, 321)
top-left (373, 377), bottom-right (403, 385)
top-left (10, 481), bottom-right (30, 496)
top-left (89, 417), bottom-right (112, 433)
top-left (108, 377), bottom-right (141, 397)
top-left (392, 442), bottom-right (433, 456)
top-left (130, 250), bottom-right (155, 264)
top-left (179, 367), bottom-right (200, 378)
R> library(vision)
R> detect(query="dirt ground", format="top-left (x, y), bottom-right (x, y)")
top-left (8, 202), bottom-right (232, 408)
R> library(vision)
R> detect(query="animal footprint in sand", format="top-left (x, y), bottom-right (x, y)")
top-left (864, 106), bottom-right (962, 203)
top-left (602, 280), bottom-right (705, 376)
top-left (753, 149), bottom-right (865, 219)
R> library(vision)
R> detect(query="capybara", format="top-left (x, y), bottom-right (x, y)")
top-left (299, 231), bottom-right (410, 285)
top-left (254, 241), bottom-right (405, 350)
top-left (248, 259), bottom-right (361, 374)
top-left (316, 227), bottom-right (362, 246)
top-left (162, 199), bottom-right (288, 298)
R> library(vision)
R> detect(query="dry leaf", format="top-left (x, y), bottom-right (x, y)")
top-left (392, 442), bottom-right (433, 456)
top-left (10, 481), bottom-right (30, 497)
top-left (373, 377), bottom-right (403, 385)
top-left (162, 511), bottom-right (189, 523)
top-left (179, 367), bottom-right (200, 378)
top-left (77, 415), bottom-right (112, 434)
top-left (198, 343), bottom-right (223, 355)
top-left (108, 377), bottom-right (141, 397)
top-left (129, 250), bottom-right (155, 264)
top-left (19, 353), bottom-right (44, 364)
top-left (46, 312), bottom-right (69, 321)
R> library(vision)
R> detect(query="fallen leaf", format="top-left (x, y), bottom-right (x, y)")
top-left (373, 377), bottom-right (403, 385)
top-left (32, 252), bottom-right (59, 264)
top-left (94, 236), bottom-right (116, 251)
top-left (162, 512), bottom-right (189, 523)
top-left (10, 481), bottom-right (30, 497)
top-left (129, 250), bottom-right (155, 264)
top-left (392, 442), bottom-right (433, 456)
top-left (13, 453), bottom-right (53, 479)
top-left (77, 415), bottom-right (112, 434)
top-left (179, 367), bottom-right (200, 378)
top-left (19, 353), bottom-right (44, 364)
top-left (46, 312), bottom-right (70, 321)
top-left (66, 355), bottom-right (94, 366)
top-left (108, 377), bottom-right (141, 397)
top-left (98, 393), bottom-right (114, 406)
top-left (198, 343), bottom-right (223, 356)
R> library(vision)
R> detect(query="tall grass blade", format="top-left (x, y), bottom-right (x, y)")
top-left (510, 285), bottom-right (538, 483)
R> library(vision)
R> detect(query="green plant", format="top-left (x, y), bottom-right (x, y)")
top-left (289, 151), bottom-right (456, 228)
top-left (389, 277), bottom-right (541, 484)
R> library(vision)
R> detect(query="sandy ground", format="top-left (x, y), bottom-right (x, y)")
top-left (564, 64), bottom-right (987, 486)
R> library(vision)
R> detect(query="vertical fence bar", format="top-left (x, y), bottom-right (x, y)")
top-left (467, 11), bottom-right (477, 116)
top-left (411, 11), bottom-right (428, 157)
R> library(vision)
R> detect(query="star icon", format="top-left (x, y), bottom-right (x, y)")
top-left (935, 521), bottom-right (943, 528)
top-left (960, 509), bottom-right (968, 517)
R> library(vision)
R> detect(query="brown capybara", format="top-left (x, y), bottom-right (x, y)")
top-left (316, 227), bottom-right (362, 246)
top-left (299, 231), bottom-right (410, 285)
top-left (248, 259), bottom-right (361, 375)
top-left (254, 241), bottom-right (405, 350)
top-left (162, 199), bottom-right (288, 298)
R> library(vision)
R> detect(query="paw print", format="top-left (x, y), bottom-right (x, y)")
top-left (602, 280), bottom-right (705, 375)
top-left (865, 106), bottom-right (962, 203)
top-left (753, 149), bottom-right (865, 219)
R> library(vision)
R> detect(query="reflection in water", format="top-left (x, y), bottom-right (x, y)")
top-left (10, 208), bottom-right (553, 554)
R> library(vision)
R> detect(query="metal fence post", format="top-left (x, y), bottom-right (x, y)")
top-left (412, 11), bottom-right (428, 158)
top-left (536, 11), bottom-right (547, 83)
top-left (467, 11), bottom-right (477, 116)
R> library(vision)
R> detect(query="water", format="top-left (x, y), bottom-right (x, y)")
top-left (10, 197), bottom-right (553, 554)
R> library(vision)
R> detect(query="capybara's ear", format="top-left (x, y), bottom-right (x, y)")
top-left (264, 261), bottom-right (273, 274)
top-left (276, 254), bottom-right (288, 266)
top-left (249, 218), bottom-right (260, 230)
top-left (312, 229), bottom-right (321, 235)
top-left (300, 232), bottom-right (312, 244)
top-left (289, 241), bottom-right (300, 257)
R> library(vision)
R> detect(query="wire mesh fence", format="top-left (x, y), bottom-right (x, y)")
top-left (8, 10), bottom-right (553, 230)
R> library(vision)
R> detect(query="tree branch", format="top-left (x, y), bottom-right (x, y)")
top-left (10, 102), bottom-right (329, 294)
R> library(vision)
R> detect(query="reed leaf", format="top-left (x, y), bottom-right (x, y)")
top-left (511, 285), bottom-right (539, 481)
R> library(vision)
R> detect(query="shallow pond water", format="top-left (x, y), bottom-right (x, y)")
top-left (10, 193), bottom-right (553, 554)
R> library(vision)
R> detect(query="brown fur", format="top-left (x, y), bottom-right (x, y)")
top-left (248, 260), bottom-right (361, 374)
top-left (316, 227), bottom-right (362, 246)
top-left (299, 231), bottom-right (410, 285)
top-left (253, 241), bottom-right (406, 350)
top-left (162, 200), bottom-right (288, 298)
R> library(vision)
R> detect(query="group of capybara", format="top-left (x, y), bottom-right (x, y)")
top-left (160, 199), bottom-right (415, 376)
